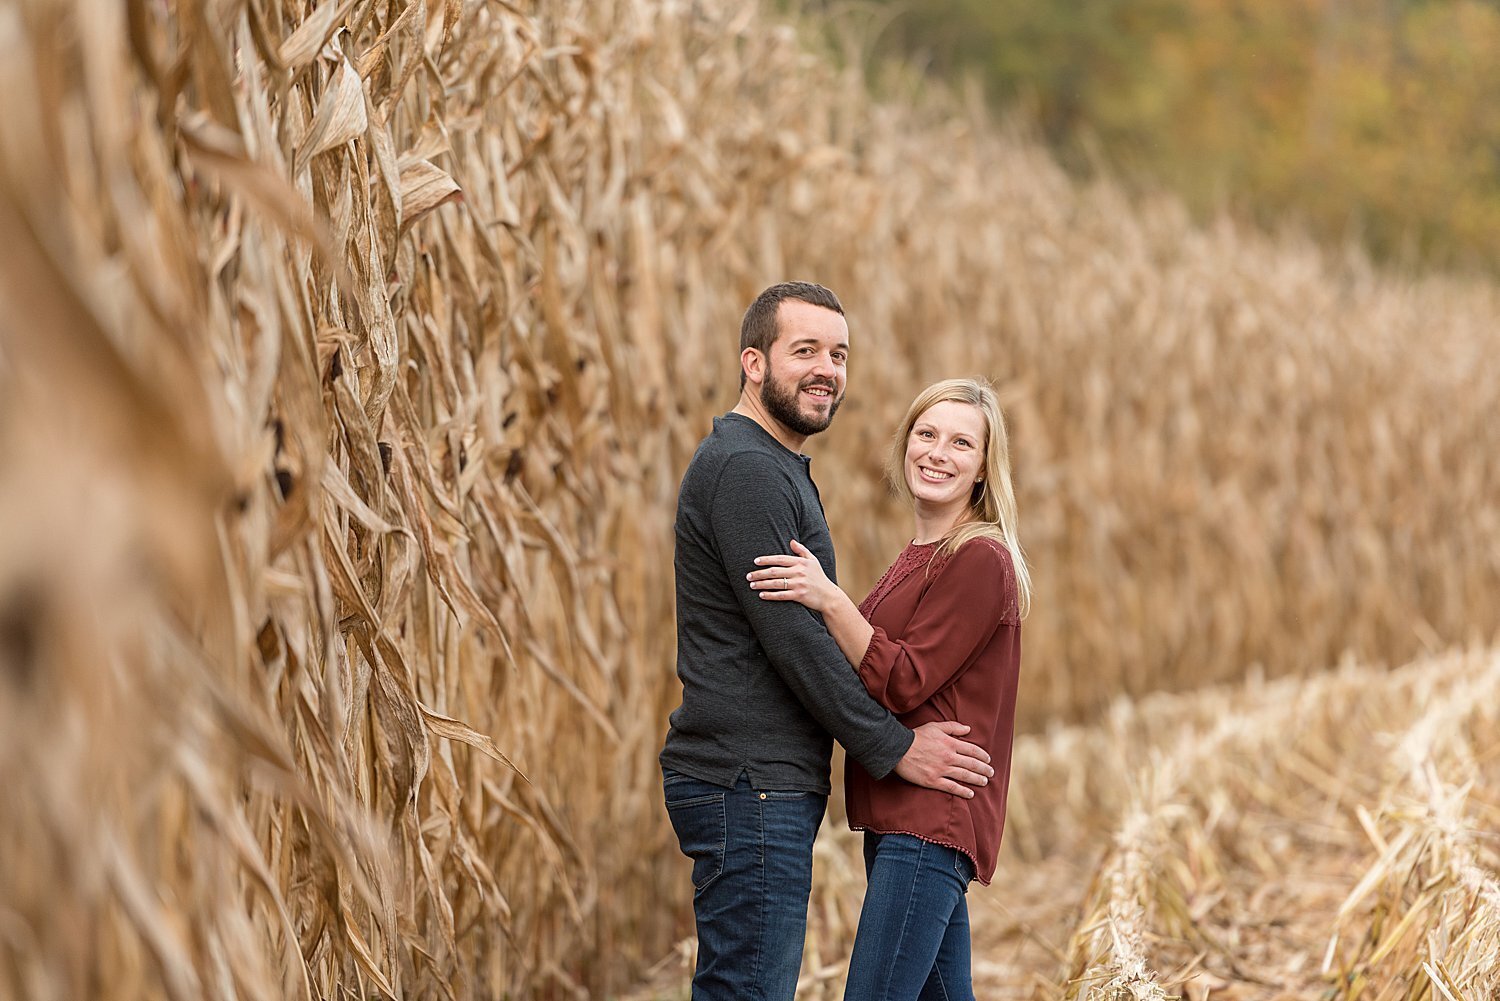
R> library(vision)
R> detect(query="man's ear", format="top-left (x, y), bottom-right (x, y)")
top-left (741, 347), bottom-right (765, 387)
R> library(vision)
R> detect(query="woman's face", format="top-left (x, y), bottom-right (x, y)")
top-left (903, 400), bottom-right (987, 512)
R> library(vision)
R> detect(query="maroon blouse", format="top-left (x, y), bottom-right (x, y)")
top-left (844, 537), bottom-right (1022, 885)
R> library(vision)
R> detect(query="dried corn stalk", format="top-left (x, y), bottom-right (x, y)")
top-left (2, 0), bottom-right (1499, 997)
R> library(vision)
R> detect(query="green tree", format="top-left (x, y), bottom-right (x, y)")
top-left (856, 0), bottom-right (1500, 272)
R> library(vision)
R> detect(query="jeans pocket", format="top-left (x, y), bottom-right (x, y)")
top-left (665, 790), bottom-right (726, 891)
top-left (953, 849), bottom-right (975, 887)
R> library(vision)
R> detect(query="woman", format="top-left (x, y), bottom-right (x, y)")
top-left (747, 377), bottom-right (1031, 1000)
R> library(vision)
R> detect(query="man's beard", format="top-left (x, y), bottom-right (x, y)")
top-left (760, 361), bottom-right (843, 437)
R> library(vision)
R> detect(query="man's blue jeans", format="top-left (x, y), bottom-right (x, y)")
top-left (663, 768), bottom-right (828, 1000)
top-left (844, 832), bottom-right (975, 1001)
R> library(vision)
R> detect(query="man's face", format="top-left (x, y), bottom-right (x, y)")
top-left (757, 300), bottom-right (849, 437)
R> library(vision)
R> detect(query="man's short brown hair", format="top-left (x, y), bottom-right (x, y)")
top-left (739, 282), bottom-right (845, 388)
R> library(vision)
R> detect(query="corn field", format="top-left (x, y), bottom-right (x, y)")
top-left (0, 0), bottom-right (1496, 998)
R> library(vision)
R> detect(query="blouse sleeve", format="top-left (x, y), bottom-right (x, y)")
top-left (856, 540), bottom-right (1014, 715)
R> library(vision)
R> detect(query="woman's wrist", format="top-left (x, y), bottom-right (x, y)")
top-left (801, 580), bottom-right (828, 612)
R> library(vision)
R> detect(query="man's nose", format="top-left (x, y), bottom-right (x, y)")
top-left (811, 353), bottom-right (837, 378)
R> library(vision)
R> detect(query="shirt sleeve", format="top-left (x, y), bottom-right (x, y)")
top-left (856, 540), bottom-right (1013, 715)
top-left (708, 452), bottom-right (914, 778)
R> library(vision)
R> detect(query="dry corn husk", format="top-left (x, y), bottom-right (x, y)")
top-left (3, 0), bottom-right (1500, 997)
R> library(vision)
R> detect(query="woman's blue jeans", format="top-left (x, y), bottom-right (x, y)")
top-left (844, 832), bottom-right (975, 1001)
top-left (663, 768), bottom-right (828, 1000)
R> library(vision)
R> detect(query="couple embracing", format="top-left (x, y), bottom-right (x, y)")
top-left (661, 282), bottom-right (1032, 1000)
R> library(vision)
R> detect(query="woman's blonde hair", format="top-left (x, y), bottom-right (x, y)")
top-left (887, 378), bottom-right (1032, 619)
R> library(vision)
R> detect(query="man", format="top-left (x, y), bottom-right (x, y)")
top-left (660, 282), bottom-right (995, 999)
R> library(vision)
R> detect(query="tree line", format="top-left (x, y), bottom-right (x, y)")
top-left (842, 0), bottom-right (1500, 274)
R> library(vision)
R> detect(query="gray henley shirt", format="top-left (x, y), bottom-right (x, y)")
top-left (659, 413), bottom-right (914, 793)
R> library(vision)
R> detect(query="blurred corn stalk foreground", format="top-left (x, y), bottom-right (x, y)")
top-left (1, 0), bottom-right (1499, 997)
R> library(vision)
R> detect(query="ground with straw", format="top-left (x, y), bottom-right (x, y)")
top-left (1, 0), bottom-right (1497, 998)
